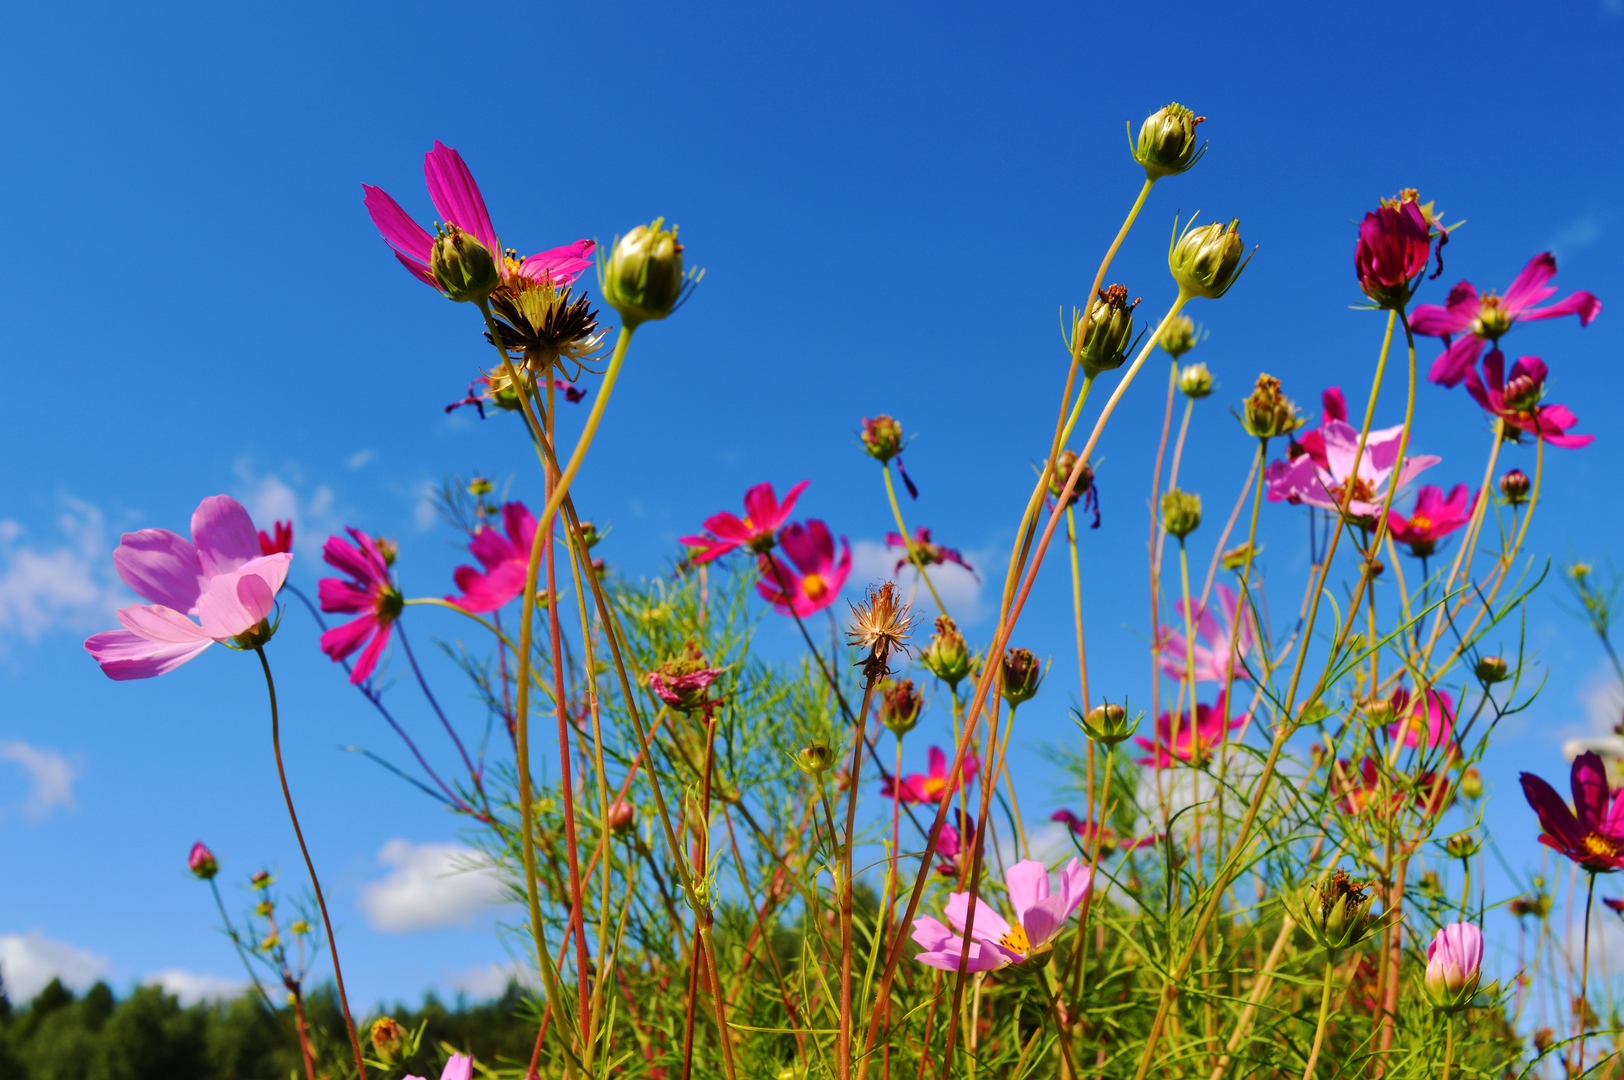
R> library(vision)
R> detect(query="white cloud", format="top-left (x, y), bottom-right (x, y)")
top-left (445, 960), bottom-right (535, 999)
top-left (360, 840), bottom-right (507, 932)
top-left (143, 969), bottom-right (246, 1004)
top-left (0, 742), bottom-right (77, 821)
top-left (0, 931), bottom-right (109, 1001)
top-left (0, 497), bottom-right (118, 644)
top-left (346, 450), bottom-right (376, 470)
top-left (1549, 215), bottom-right (1604, 259)
top-left (850, 538), bottom-right (988, 624)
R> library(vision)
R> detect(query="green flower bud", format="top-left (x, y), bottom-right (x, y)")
top-left (1000, 648), bottom-right (1042, 706)
top-left (1160, 489), bottom-right (1202, 539)
top-left (467, 476), bottom-right (493, 496)
top-left (1169, 217), bottom-right (1253, 300)
top-left (1284, 868), bottom-right (1397, 952)
top-left (1220, 542), bottom-right (1257, 571)
top-left (1239, 374), bottom-right (1304, 439)
top-left (1158, 314), bottom-right (1200, 359)
top-left (1500, 469), bottom-right (1531, 506)
top-left (574, 520), bottom-right (603, 550)
top-left (1458, 766), bottom-right (1483, 801)
top-left (1076, 702), bottom-right (1138, 747)
top-left (919, 616), bottom-right (972, 688)
top-left (1475, 655), bottom-right (1509, 685)
top-left (290, 920), bottom-right (310, 935)
top-left (431, 224), bottom-right (500, 303)
top-left (1179, 362), bottom-right (1214, 399)
top-left (861, 415), bottom-right (903, 463)
top-left (1074, 285), bottom-right (1143, 378)
top-left (250, 870), bottom-right (272, 890)
top-left (601, 218), bottom-right (692, 328)
top-left (795, 743), bottom-right (835, 778)
top-left (879, 678), bottom-right (924, 736)
top-left (1442, 831), bottom-right (1482, 859)
top-left (1131, 103), bottom-right (1207, 180)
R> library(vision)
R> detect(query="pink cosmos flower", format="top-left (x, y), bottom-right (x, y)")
top-left (1355, 196), bottom-right (1439, 309)
top-left (680, 481), bottom-right (810, 564)
top-left (1289, 387), bottom-right (1348, 469)
top-left (1387, 687), bottom-right (1456, 751)
top-left (881, 745), bottom-right (979, 804)
top-left (885, 527), bottom-right (978, 580)
top-left (1155, 583), bottom-right (1255, 684)
top-left (258, 520), bottom-right (293, 557)
top-left (1387, 484), bottom-right (1477, 557)
top-left (407, 1053), bottom-right (473, 1080)
top-left (1465, 353), bottom-right (1593, 449)
top-left (648, 668), bottom-right (723, 712)
top-left (1050, 810), bottom-right (1159, 853)
top-left (188, 841), bottom-right (219, 879)
top-left (446, 502), bottom-right (537, 613)
top-left (1520, 751), bottom-right (1624, 873)
top-left (318, 529), bottom-right (403, 685)
top-left (1265, 418), bottom-right (1439, 523)
top-left (363, 141), bottom-right (594, 292)
top-left (911, 858), bottom-right (1092, 972)
top-left (1424, 922), bottom-right (1483, 1007)
top-left (754, 521), bottom-right (851, 616)
top-left (1133, 694), bottom-right (1245, 768)
top-left (935, 813), bottom-right (976, 877)
top-left (1338, 756), bottom-right (1448, 815)
top-left (85, 496), bottom-right (293, 681)
top-left (1412, 252), bottom-right (1601, 387)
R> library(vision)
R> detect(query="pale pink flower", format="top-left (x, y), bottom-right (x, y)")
top-left (85, 496), bottom-right (291, 680)
top-left (1265, 419), bottom-right (1439, 522)
top-left (911, 858), bottom-right (1092, 972)
top-left (1156, 583), bottom-right (1255, 684)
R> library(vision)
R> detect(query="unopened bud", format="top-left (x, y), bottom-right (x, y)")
top-left (1160, 489), bottom-right (1202, 539)
top-left (1458, 767), bottom-right (1483, 800)
top-left (1500, 468), bottom-right (1530, 505)
top-left (1078, 702), bottom-right (1136, 746)
top-left (370, 1016), bottom-right (407, 1063)
top-left (1475, 655), bottom-right (1509, 685)
top-left (602, 218), bottom-right (691, 328)
top-left (796, 743), bottom-right (835, 778)
top-left (374, 537), bottom-right (399, 567)
top-left (1178, 362), bottom-right (1214, 399)
top-left (255, 901), bottom-right (272, 917)
top-left (259, 932), bottom-right (280, 951)
top-left (1158, 314), bottom-right (1199, 358)
top-left (1131, 103), bottom-right (1207, 180)
top-left (250, 871), bottom-right (272, 890)
top-left (919, 616), bottom-right (971, 688)
top-left (608, 801), bottom-right (636, 835)
top-left (1240, 374), bottom-right (1303, 439)
top-left (290, 920), bottom-right (311, 935)
top-left (1169, 217), bottom-right (1252, 300)
top-left (1075, 284), bottom-right (1142, 378)
top-left (1000, 648), bottom-right (1042, 706)
top-left (879, 678), bottom-right (924, 736)
top-left (1220, 543), bottom-right (1257, 571)
top-left (431, 224), bottom-right (499, 303)
top-left (574, 521), bottom-right (603, 549)
top-left (467, 476), bottom-right (493, 496)
top-left (1443, 832), bottom-right (1482, 859)
top-left (1046, 450), bottom-right (1092, 506)
top-left (188, 842), bottom-right (218, 880)
top-left (860, 415), bottom-right (903, 463)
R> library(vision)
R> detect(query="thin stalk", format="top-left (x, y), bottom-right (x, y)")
top-left (840, 675), bottom-right (882, 1080)
top-left (883, 465), bottom-right (948, 617)
top-left (1579, 872), bottom-right (1596, 1075)
top-left (1299, 952), bottom-right (1337, 1080)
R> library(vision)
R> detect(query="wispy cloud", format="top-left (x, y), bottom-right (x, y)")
top-left (143, 969), bottom-right (246, 1004)
top-left (0, 931), bottom-right (109, 1001)
top-left (0, 741), bottom-right (77, 822)
top-left (850, 538), bottom-right (988, 624)
top-left (235, 462), bottom-right (343, 561)
top-left (360, 840), bottom-right (507, 932)
top-left (445, 960), bottom-right (536, 999)
top-left (0, 497), bottom-right (119, 645)
top-left (1548, 215), bottom-right (1604, 260)
top-left (346, 449), bottom-right (376, 470)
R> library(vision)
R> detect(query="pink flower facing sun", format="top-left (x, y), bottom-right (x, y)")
top-left (1413, 252), bottom-right (1601, 388)
top-left (882, 745), bottom-right (979, 804)
top-left (85, 496), bottom-right (293, 681)
top-left (446, 502), bottom-right (538, 613)
top-left (363, 141), bottom-right (594, 293)
top-left (911, 858), bottom-right (1092, 972)
top-left (1134, 694), bottom-right (1245, 768)
top-left (885, 526), bottom-right (978, 580)
top-left (1155, 583), bottom-right (1256, 684)
top-left (1265, 417), bottom-right (1440, 523)
top-left (1289, 387), bottom-right (1348, 469)
top-left (1387, 484), bottom-right (1477, 558)
top-left (1465, 353), bottom-right (1593, 449)
top-left (1387, 687), bottom-right (1457, 752)
top-left (755, 521), bottom-right (852, 617)
top-left (318, 529), bottom-right (404, 685)
top-left (680, 481), bottom-right (810, 564)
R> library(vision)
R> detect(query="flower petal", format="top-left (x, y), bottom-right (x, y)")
top-left (1411, 282), bottom-right (1480, 337)
top-left (1503, 253), bottom-right (1559, 313)
top-left (85, 629), bottom-right (212, 680)
top-left (113, 528), bottom-right (204, 612)
top-left (362, 184), bottom-right (435, 266)
top-left (943, 891), bottom-right (1012, 942)
top-left (424, 141), bottom-right (498, 257)
top-left (1427, 334), bottom-right (1485, 389)
top-left (1519, 290), bottom-right (1602, 326)
top-left (517, 241), bottom-right (596, 286)
top-left (1004, 859), bottom-right (1050, 921)
top-left (191, 496), bottom-right (261, 578)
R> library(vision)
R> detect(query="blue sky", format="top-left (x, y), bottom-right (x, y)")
top-left (1, 0), bottom-right (1622, 1007)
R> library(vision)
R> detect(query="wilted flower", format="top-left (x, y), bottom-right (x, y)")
top-left (1387, 484), bottom-right (1477, 558)
top-left (886, 527), bottom-right (977, 580)
top-left (1076, 702), bottom-right (1137, 746)
top-left (1134, 694), bottom-right (1245, 767)
top-left (919, 616), bottom-right (972, 688)
top-left (1179, 362), bottom-right (1214, 399)
top-left (846, 581), bottom-right (915, 677)
top-left (1156, 583), bottom-right (1256, 684)
top-left (1284, 868), bottom-right (1397, 951)
top-left (445, 502), bottom-right (538, 612)
top-left (860, 415), bottom-right (904, 462)
top-left (1131, 103), bottom-right (1206, 180)
top-left (1074, 285), bottom-right (1143, 377)
top-left (756, 522), bottom-right (852, 617)
top-left (318, 529), bottom-right (404, 685)
top-left (1500, 468), bottom-right (1531, 505)
top-left (682, 481), bottom-right (811, 564)
top-left (486, 274), bottom-right (604, 369)
top-left (882, 746), bottom-right (978, 804)
top-left (1466, 353), bottom-right (1593, 448)
top-left (1240, 374), bottom-right (1304, 440)
top-left (188, 842), bottom-right (218, 880)
top-left (1413, 251), bottom-right (1601, 387)
top-left (648, 641), bottom-right (723, 713)
top-left (1355, 190), bottom-right (1441, 310)
top-left (1160, 489), bottom-right (1201, 539)
top-left (1169, 217), bottom-right (1252, 300)
top-left (601, 218), bottom-right (696, 328)
top-left (999, 648), bottom-right (1042, 706)
top-left (1424, 923), bottom-right (1484, 1011)
top-left (879, 678), bottom-right (924, 736)
top-left (1159, 314), bottom-right (1200, 358)
top-left (1265, 418), bottom-right (1439, 524)
top-left (370, 1017), bottom-right (407, 1063)
top-left (85, 496), bottom-right (292, 680)
top-left (911, 859), bottom-right (1092, 971)
top-left (1520, 751), bottom-right (1624, 873)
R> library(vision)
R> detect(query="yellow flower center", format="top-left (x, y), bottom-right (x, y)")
top-left (997, 923), bottom-right (1031, 956)
top-left (920, 776), bottom-right (946, 799)
top-left (802, 573), bottom-right (828, 600)
top-left (1584, 833), bottom-right (1620, 859)
top-left (1409, 514), bottom-right (1433, 533)
top-left (1473, 293), bottom-right (1512, 339)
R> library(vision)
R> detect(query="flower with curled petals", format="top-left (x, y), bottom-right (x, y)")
top-left (84, 496), bottom-right (292, 680)
top-left (910, 858), bottom-right (1092, 972)
top-left (680, 481), bottom-right (809, 564)
top-left (317, 529), bottom-right (403, 685)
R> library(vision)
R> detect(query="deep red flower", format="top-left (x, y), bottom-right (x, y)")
top-left (257, 520), bottom-right (293, 556)
top-left (1465, 352), bottom-right (1593, 449)
top-left (1355, 195), bottom-right (1437, 309)
top-left (755, 520), bottom-right (851, 616)
top-left (1520, 751), bottom-right (1624, 873)
top-left (680, 481), bottom-right (810, 565)
top-left (318, 529), bottom-right (403, 685)
top-left (446, 502), bottom-right (537, 613)
top-left (1413, 252), bottom-right (1601, 387)
top-left (885, 526), bottom-right (977, 580)
top-left (1387, 484), bottom-right (1477, 557)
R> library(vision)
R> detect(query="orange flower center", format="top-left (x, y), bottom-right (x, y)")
top-left (997, 923), bottom-right (1031, 956)
top-left (1584, 833), bottom-right (1620, 859)
top-left (802, 573), bottom-right (828, 600)
top-left (920, 776), bottom-right (947, 799)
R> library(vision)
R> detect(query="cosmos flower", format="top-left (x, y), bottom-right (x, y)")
top-left (910, 858), bottom-right (1092, 972)
top-left (445, 502), bottom-right (537, 613)
top-left (1465, 353), bottom-right (1593, 449)
top-left (1424, 922), bottom-right (1483, 1011)
top-left (882, 745), bottom-right (978, 804)
top-left (1289, 387), bottom-right (1348, 469)
top-left (1354, 192), bottom-right (1441, 309)
top-left (318, 529), bottom-right (403, 685)
top-left (886, 526), bottom-right (978, 580)
top-left (1520, 751), bottom-right (1624, 873)
top-left (1133, 694), bottom-right (1245, 768)
top-left (755, 521), bottom-right (851, 617)
top-left (257, 520), bottom-right (293, 556)
top-left (1387, 687), bottom-right (1456, 752)
top-left (1155, 583), bottom-right (1255, 684)
top-left (680, 481), bottom-right (810, 564)
top-left (1265, 418), bottom-right (1439, 523)
top-left (1387, 484), bottom-right (1476, 557)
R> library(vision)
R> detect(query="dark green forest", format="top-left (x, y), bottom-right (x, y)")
top-left (0, 976), bottom-right (538, 1080)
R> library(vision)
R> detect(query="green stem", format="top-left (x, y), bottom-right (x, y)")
top-left (1441, 1014), bottom-right (1455, 1080)
top-left (1299, 952), bottom-right (1337, 1080)
top-left (882, 464), bottom-right (948, 617)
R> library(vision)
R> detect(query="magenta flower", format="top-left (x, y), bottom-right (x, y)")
top-left (1339, 756), bottom-right (1447, 815)
top-left (318, 529), bottom-right (403, 685)
top-left (935, 812), bottom-right (976, 877)
top-left (1050, 810), bottom-right (1158, 853)
top-left (1155, 583), bottom-right (1255, 684)
top-left (1354, 195), bottom-right (1439, 309)
top-left (881, 745), bottom-right (979, 804)
top-left (363, 141), bottom-right (593, 293)
top-left (754, 521), bottom-right (851, 616)
top-left (1387, 484), bottom-right (1477, 558)
top-left (1465, 353), bottom-right (1593, 449)
top-left (1289, 386), bottom-right (1348, 470)
top-left (188, 841), bottom-right (219, 880)
top-left (257, 520), bottom-right (293, 557)
top-left (885, 526), bottom-right (978, 580)
top-left (911, 858), bottom-right (1092, 972)
top-left (1424, 922), bottom-right (1484, 1010)
top-left (446, 502), bottom-right (537, 613)
top-left (407, 1054), bottom-right (473, 1080)
top-left (1387, 687), bottom-right (1456, 751)
top-left (1521, 752), bottom-right (1624, 873)
top-left (85, 496), bottom-right (292, 681)
top-left (1265, 418), bottom-right (1439, 522)
top-left (1133, 694), bottom-right (1245, 768)
top-left (648, 668), bottom-right (722, 711)
top-left (1412, 252), bottom-right (1601, 387)
top-left (680, 481), bottom-right (810, 564)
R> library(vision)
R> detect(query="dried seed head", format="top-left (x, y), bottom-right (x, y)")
top-left (847, 581), bottom-right (915, 678)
